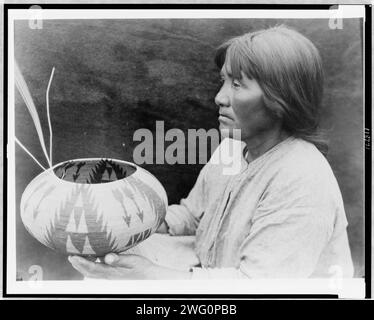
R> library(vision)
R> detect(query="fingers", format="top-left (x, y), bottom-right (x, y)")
top-left (104, 253), bottom-right (149, 268)
top-left (68, 254), bottom-right (151, 279)
top-left (68, 256), bottom-right (113, 279)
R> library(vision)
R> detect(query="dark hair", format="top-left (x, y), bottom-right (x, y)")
top-left (215, 25), bottom-right (328, 155)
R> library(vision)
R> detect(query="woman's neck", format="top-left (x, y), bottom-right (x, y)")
top-left (244, 129), bottom-right (289, 163)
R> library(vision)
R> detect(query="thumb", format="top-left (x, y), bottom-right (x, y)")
top-left (104, 253), bottom-right (120, 265)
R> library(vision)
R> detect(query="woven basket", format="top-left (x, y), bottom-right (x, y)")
top-left (20, 158), bottom-right (168, 258)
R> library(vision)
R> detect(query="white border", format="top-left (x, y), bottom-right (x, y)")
top-left (6, 278), bottom-right (366, 298)
top-left (6, 7), bottom-right (366, 297)
top-left (7, 8), bottom-right (17, 296)
top-left (9, 6), bottom-right (365, 20)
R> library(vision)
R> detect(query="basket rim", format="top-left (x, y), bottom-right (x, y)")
top-left (48, 157), bottom-right (140, 186)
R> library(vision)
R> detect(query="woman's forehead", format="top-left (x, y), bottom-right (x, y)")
top-left (221, 62), bottom-right (251, 82)
top-left (220, 62), bottom-right (233, 77)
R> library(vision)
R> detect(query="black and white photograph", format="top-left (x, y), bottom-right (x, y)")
top-left (1, 3), bottom-right (370, 299)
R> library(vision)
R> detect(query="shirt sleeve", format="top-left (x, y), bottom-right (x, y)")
top-left (164, 164), bottom-right (209, 236)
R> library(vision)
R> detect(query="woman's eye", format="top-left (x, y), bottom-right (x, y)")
top-left (232, 80), bottom-right (241, 88)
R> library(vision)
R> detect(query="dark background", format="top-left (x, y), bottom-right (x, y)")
top-left (13, 18), bottom-right (364, 280)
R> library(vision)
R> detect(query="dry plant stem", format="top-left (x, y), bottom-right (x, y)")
top-left (14, 61), bottom-right (51, 168)
top-left (14, 61), bottom-right (57, 171)
top-left (15, 137), bottom-right (47, 171)
top-left (46, 67), bottom-right (55, 168)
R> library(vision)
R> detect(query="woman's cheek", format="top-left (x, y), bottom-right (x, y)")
top-left (232, 97), bottom-right (251, 123)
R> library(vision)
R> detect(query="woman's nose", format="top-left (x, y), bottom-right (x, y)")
top-left (215, 88), bottom-right (230, 108)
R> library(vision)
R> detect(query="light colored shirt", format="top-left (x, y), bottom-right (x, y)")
top-left (165, 137), bottom-right (354, 278)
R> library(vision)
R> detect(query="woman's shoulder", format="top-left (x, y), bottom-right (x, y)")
top-left (278, 138), bottom-right (335, 178)
top-left (268, 137), bottom-right (343, 204)
top-left (256, 138), bottom-right (346, 232)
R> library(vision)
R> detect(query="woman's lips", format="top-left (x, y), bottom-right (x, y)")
top-left (218, 114), bottom-right (232, 122)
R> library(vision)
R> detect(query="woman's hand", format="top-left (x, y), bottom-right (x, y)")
top-left (68, 253), bottom-right (191, 280)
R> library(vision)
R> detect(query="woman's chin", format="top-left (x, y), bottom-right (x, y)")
top-left (219, 127), bottom-right (232, 138)
top-left (219, 124), bottom-right (229, 134)
top-left (219, 125), bottom-right (242, 140)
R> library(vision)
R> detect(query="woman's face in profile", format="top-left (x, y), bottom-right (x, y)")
top-left (215, 61), bottom-right (279, 142)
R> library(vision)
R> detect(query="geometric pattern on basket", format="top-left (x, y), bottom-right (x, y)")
top-left (43, 184), bottom-right (119, 256)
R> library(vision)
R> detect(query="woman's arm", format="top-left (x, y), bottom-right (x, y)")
top-left (161, 163), bottom-right (209, 236)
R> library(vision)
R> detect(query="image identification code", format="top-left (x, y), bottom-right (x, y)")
top-left (136, 304), bottom-right (237, 317)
